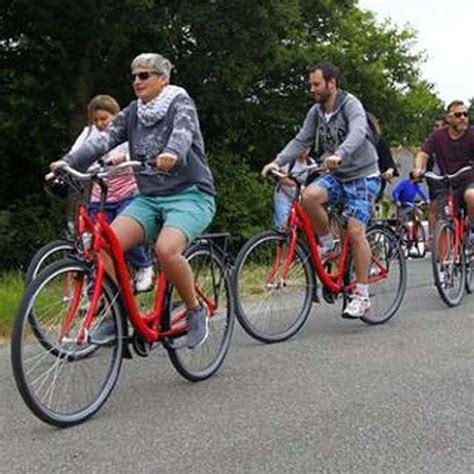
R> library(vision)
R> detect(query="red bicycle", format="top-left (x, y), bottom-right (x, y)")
top-left (11, 162), bottom-right (234, 427)
top-left (395, 201), bottom-right (428, 259)
top-left (232, 166), bottom-right (407, 343)
top-left (424, 165), bottom-right (474, 306)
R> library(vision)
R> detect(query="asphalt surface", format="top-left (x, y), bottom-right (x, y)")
top-left (1, 258), bottom-right (473, 473)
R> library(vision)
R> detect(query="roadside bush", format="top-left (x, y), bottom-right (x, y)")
top-left (0, 194), bottom-right (66, 270)
top-left (209, 150), bottom-right (273, 253)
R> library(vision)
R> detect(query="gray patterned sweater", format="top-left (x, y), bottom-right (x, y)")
top-left (64, 88), bottom-right (215, 196)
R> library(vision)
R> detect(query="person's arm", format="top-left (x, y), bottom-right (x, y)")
top-left (377, 137), bottom-right (398, 178)
top-left (391, 180), bottom-right (403, 205)
top-left (63, 106), bottom-right (130, 171)
top-left (275, 106), bottom-right (318, 167)
top-left (415, 183), bottom-right (428, 202)
top-left (413, 131), bottom-right (438, 178)
top-left (413, 150), bottom-right (429, 178)
top-left (161, 95), bottom-right (200, 169)
top-left (334, 97), bottom-right (367, 161)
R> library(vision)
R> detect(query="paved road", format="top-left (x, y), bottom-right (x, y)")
top-left (1, 258), bottom-right (473, 473)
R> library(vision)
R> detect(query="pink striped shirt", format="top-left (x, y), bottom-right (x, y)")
top-left (70, 127), bottom-right (137, 203)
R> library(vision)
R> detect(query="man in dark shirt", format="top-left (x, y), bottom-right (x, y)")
top-left (413, 100), bottom-right (474, 236)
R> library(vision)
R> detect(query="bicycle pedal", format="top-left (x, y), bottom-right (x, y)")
top-left (131, 332), bottom-right (153, 357)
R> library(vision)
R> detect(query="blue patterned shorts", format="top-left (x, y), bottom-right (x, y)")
top-left (310, 174), bottom-right (381, 225)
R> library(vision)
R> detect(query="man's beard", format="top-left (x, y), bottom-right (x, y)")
top-left (312, 88), bottom-right (330, 104)
top-left (453, 122), bottom-right (468, 134)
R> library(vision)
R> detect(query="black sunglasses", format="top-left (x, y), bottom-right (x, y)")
top-left (131, 71), bottom-right (162, 82)
top-left (452, 111), bottom-right (469, 118)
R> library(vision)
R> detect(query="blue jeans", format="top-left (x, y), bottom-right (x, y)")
top-left (88, 197), bottom-right (153, 268)
top-left (273, 188), bottom-right (293, 230)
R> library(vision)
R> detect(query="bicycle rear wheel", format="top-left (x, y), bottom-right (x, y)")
top-left (431, 221), bottom-right (466, 306)
top-left (413, 221), bottom-right (427, 258)
top-left (25, 239), bottom-right (74, 284)
top-left (11, 259), bottom-right (124, 427)
top-left (164, 243), bottom-right (234, 382)
top-left (400, 224), bottom-right (411, 259)
top-left (233, 230), bottom-right (315, 343)
top-left (345, 224), bottom-right (406, 324)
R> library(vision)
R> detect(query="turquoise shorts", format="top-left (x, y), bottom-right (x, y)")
top-left (121, 186), bottom-right (216, 243)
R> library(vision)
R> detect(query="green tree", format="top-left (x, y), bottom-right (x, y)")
top-left (0, 0), bottom-right (446, 268)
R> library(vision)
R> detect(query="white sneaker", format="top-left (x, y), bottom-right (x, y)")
top-left (438, 269), bottom-right (449, 289)
top-left (342, 294), bottom-right (371, 319)
top-left (135, 266), bottom-right (154, 292)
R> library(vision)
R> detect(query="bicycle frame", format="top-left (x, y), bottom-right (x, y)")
top-left (278, 195), bottom-right (388, 296)
top-left (438, 187), bottom-right (466, 261)
top-left (396, 203), bottom-right (425, 244)
top-left (54, 161), bottom-right (203, 346)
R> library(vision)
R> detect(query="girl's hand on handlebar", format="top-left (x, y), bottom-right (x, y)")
top-left (105, 154), bottom-right (126, 166)
top-left (155, 152), bottom-right (177, 171)
top-left (45, 160), bottom-right (67, 181)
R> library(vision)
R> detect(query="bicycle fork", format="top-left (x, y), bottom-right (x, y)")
top-left (59, 257), bottom-right (106, 345)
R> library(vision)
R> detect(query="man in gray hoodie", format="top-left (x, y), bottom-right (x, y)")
top-left (262, 61), bottom-right (381, 318)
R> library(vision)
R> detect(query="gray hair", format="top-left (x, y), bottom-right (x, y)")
top-left (131, 53), bottom-right (173, 80)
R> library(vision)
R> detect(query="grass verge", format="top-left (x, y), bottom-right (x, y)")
top-left (0, 271), bottom-right (24, 342)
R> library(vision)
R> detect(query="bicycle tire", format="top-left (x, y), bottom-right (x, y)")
top-left (26, 243), bottom-right (99, 360)
top-left (164, 243), bottom-right (235, 382)
top-left (413, 221), bottom-right (427, 259)
top-left (400, 224), bottom-right (411, 259)
top-left (344, 224), bottom-right (407, 325)
top-left (11, 258), bottom-right (124, 427)
top-left (25, 239), bottom-right (75, 285)
top-left (464, 227), bottom-right (474, 294)
top-left (431, 220), bottom-right (466, 307)
top-left (232, 230), bottom-right (315, 343)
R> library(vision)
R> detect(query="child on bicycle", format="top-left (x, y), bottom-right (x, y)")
top-left (273, 149), bottom-right (315, 230)
top-left (391, 174), bottom-right (428, 222)
top-left (71, 95), bottom-right (154, 292)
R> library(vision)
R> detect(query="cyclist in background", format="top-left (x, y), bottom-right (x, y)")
top-left (391, 174), bottom-right (428, 223)
top-left (273, 148), bottom-right (315, 230)
top-left (48, 53), bottom-right (216, 349)
top-left (262, 61), bottom-right (381, 318)
top-left (424, 117), bottom-right (447, 248)
top-left (413, 100), bottom-right (474, 243)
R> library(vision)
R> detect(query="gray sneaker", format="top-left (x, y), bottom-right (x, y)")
top-left (186, 305), bottom-right (209, 349)
top-left (90, 318), bottom-right (116, 344)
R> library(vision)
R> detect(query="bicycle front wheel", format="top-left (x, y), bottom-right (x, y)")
top-left (11, 259), bottom-right (124, 427)
top-left (233, 230), bottom-right (315, 343)
top-left (345, 224), bottom-right (406, 325)
top-left (164, 243), bottom-right (234, 382)
top-left (25, 239), bottom-right (75, 285)
top-left (464, 226), bottom-right (474, 293)
top-left (432, 221), bottom-right (466, 306)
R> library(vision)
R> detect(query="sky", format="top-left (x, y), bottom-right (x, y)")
top-left (358, 0), bottom-right (474, 105)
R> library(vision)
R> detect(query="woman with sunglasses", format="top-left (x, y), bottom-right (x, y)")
top-left (48, 53), bottom-right (216, 349)
top-left (413, 100), bottom-right (474, 242)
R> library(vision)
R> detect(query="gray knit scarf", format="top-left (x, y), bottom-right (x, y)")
top-left (137, 85), bottom-right (188, 127)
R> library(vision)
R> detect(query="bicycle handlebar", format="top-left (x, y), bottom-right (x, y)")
top-left (423, 165), bottom-right (472, 182)
top-left (268, 163), bottom-right (326, 181)
top-left (56, 160), bottom-right (170, 181)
